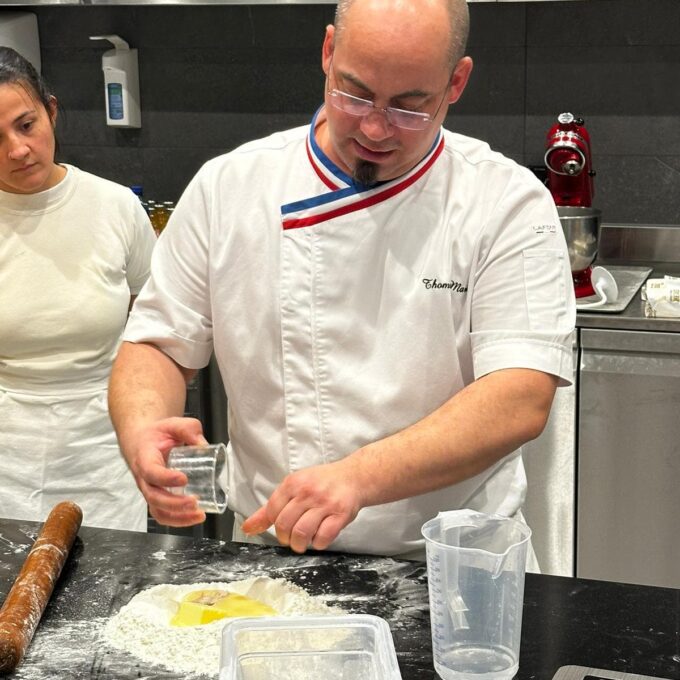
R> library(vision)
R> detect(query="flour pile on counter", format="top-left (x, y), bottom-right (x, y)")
top-left (103, 576), bottom-right (341, 677)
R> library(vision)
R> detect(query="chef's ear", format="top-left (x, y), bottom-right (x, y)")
top-left (322, 24), bottom-right (335, 76)
top-left (447, 56), bottom-right (473, 105)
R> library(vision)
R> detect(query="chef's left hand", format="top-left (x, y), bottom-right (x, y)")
top-left (241, 460), bottom-right (364, 553)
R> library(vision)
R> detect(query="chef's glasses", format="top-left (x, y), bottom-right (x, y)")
top-left (327, 61), bottom-right (452, 131)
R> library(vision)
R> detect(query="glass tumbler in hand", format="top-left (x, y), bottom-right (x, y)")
top-left (166, 443), bottom-right (228, 513)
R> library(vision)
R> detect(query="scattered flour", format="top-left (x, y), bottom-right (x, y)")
top-left (0, 533), bottom-right (28, 554)
top-left (102, 576), bottom-right (342, 677)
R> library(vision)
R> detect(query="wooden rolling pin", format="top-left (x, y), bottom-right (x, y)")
top-left (0, 501), bottom-right (82, 674)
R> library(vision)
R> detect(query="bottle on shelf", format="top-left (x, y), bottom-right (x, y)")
top-left (129, 184), bottom-right (148, 214)
top-left (150, 200), bottom-right (174, 235)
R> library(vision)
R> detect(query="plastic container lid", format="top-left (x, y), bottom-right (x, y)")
top-left (219, 614), bottom-right (402, 680)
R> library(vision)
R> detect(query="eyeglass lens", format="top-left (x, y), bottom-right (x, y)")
top-left (329, 90), bottom-right (432, 131)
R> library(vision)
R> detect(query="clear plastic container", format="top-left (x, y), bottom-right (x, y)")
top-left (219, 614), bottom-right (402, 680)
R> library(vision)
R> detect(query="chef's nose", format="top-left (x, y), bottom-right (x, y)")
top-left (359, 109), bottom-right (394, 141)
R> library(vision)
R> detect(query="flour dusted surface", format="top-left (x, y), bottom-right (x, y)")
top-left (102, 576), bottom-right (342, 677)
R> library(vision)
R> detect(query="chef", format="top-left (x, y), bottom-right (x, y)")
top-left (109, 0), bottom-right (576, 559)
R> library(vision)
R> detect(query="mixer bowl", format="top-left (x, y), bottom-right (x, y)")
top-left (557, 206), bottom-right (602, 272)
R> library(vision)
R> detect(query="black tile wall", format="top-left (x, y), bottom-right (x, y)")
top-left (4, 0), bottom-right (679, 224)
top-left (19, 5), bottom-right (331, 200)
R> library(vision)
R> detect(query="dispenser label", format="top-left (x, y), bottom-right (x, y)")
top-left (107, 83), bottom-right (124, 120)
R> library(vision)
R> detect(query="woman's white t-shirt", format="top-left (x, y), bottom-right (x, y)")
top-left (0, 165), bottom-right (156, 531)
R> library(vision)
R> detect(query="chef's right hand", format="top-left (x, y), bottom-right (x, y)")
top-left (126, 416), bottom-right (208, 527)
top-left (241, 457), bottom-right (364, 553)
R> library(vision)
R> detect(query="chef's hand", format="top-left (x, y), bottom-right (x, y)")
top-left (127, 416), bottom-right (209, 527)
top-left (241, 459), bottom-right (364, 553)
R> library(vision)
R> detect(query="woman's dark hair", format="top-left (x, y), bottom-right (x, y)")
top-left (0, 46), bottom-right (54, 111)
top-left (0, 47), bottom-right (60, 155)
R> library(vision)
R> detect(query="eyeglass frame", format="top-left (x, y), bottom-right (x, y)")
top-left (325, 57), bottom-right (454, 131)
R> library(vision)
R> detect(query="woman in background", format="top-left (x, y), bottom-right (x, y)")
top-left (0, 47), bottom-right (156, 531)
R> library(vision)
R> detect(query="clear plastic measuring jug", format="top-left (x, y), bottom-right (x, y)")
top-left (421, 510), bottom-right (531, 680)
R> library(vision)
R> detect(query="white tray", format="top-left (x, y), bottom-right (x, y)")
top-left (575, 265), bottom-right (652, 313)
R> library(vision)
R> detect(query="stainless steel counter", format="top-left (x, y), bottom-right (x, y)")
top-left (577, 325), bottom-right (680, 589)
top-left (572, 226), bottom-right (680, 588)
top-left (577, 266), bottom-right (680, 332)
top-left (579, 224), bottom-right (680, 331)
top-left (525, 223), bottom-right (680, 582)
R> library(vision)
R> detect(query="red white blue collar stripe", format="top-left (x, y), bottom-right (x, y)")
top-left (281, 108), bottom-right (444, 230)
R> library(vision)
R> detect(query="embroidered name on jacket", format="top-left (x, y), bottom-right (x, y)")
top-left (423, 278), bottom-right (468, 292)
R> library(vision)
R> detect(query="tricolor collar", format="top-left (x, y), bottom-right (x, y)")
top-left (306, 106), bottom-right (386, 192)
top-left (282, 107), bottom-right (445, 230)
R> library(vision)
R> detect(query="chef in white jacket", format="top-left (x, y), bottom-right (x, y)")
top-left (109, 0), bottom-right (575, 558)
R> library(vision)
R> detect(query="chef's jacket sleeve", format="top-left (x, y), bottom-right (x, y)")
top-left (123, 164), bottom-right (215, 370)
top-left (469, 167), bottom-right (576, 386)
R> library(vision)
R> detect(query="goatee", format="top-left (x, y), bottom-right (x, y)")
top-left (353, 160), bottom-right (379, 187)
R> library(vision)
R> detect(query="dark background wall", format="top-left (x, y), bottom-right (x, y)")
top-left (6, 0), bottom-right (680, 225)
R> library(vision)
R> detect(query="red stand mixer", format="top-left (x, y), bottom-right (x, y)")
top-left (545, 112), bottom-right (600, 297)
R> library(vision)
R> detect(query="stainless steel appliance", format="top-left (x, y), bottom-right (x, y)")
top-left (575, 225), bottom-right (680, 588)
top-left (577, 328), bottom-right (680, 588)
top-left (526, 224), bottom-right (680, 586)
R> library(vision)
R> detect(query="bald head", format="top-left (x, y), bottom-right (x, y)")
top-left (334, 0), bottom-right (470, 69)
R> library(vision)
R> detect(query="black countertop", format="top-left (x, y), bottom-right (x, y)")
top-left (1, 518), bottom-right (679, 680)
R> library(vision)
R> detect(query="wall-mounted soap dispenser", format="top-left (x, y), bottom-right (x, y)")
top-left (89, 34), bottom-right (141, 129)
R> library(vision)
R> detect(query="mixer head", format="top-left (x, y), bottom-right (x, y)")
top-left (545, 112), bottom-right (595, 207)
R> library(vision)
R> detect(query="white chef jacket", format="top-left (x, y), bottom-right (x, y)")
top-left (0, 165), bottom-right (155, 531)
top-left (125, 109), bottom-right (576, 555)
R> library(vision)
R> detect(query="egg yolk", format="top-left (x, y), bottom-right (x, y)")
top-left (170, 589), bottom-right (276, 627)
